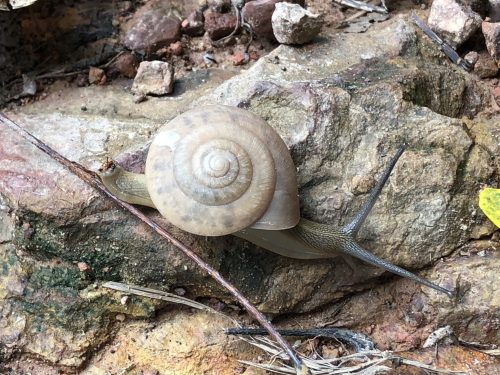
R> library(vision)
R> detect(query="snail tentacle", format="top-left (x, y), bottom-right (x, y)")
top-left (344, 144), bottom-right (405, 236)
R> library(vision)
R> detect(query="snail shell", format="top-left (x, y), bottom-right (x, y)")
top-left (145, 104), bottom-right (300, 236)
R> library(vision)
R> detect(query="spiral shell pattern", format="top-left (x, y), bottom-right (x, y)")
top-left (145, 105), bottom-right (284, 236)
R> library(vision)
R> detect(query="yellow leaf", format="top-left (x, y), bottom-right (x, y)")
top-left (479, 187), bottom-right (500, 228)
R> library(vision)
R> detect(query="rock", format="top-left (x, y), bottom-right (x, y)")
top-left (131, 61), bottom-right (175, 96)
top-left (182, 10), bottom-right (205, 37)
top-left (272, 2), bottom-right (323, 45)
top-left (474, 51), bottom-right (499, 77)
top-left (464, 50), bottom-right (480, 66)
top-left (122, 5), bottom-right (181, 52)
top-left (489, 0), bottom-right (500, 21)
top-left (169, 41), bottom-right (183, 56)
top-left (88, 67), bottom-right (106, 85)
top-left (82, 309), bottom-right (261, 375)
top-left (204, 9), bottom-right (238, 40)
top-left (242, 0), bottom-right (305, 40)
top-left (482, 21), bottom-right (500, 64)
top-left (233, 51), bottom-right (249, 65)
top-left (428, 0), bottom-right (483, 48)
top-left (107, 52), bottom-right (138, 79)
top-left (207, 0), bottom-right (232, 13)
top-left (0, 0), bottom-right (37, 10)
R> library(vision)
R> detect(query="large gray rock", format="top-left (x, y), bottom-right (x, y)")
top-left (0, 15), bottom-right (497, 372)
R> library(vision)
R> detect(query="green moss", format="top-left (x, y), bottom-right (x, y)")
top-left (29, 266), bottom-right (87, 292)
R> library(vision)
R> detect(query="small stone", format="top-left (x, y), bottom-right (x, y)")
top-left (131, 61), bottom-right (174, 96)
top-left (120, 295), bottom-right (129, 305)
top-left (204, 9), bottom-right (237, 40)
top-left (207, 0), bottom-right (231, 13)
top-left (169, 41), bottom-right (183, 56)
top-left (108, 52), bottom-right (137, 78)
top-left (272, 3), bottom-right (323, 45)
top-left (174, 287), bottom-right (186, 296)
top-left (233, 51), bottom-right (249, 65)
top-left (474, 52), bottom-right (499, 78)
top-left (115, 314), bottom-right (126, 322)
top-left (122, 7), bottom-right (181, 52)
top-left (88, 67), bottom-right (106, 85)
top-left (428, 0), bottom-right (483, 48)
top-left (464, 51), bottom-right (479, 66)
top-left (22, 222), bottom-right (34, 240)
top-left (182, 10), bottom-right (205, 37)
top-left (77, 262), bottom-right (90, 272)
top-left (482, 21), bottom-right (500, 64)
top-left (133, 93), bottom-right (148, 103)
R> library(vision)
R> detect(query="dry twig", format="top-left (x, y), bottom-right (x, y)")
top-left (0, 112), bottom-right (309, 375)
top-left (238, 336), bottom-right (469, 375)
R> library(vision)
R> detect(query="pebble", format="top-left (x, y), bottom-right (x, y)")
top-left (428, 0), bottom-right (482, 48)
top-left (474, 52), bottom-right (499, 78)
top-left (131, 61), bottom-right (175, 96)
top-left (232, 51), bottom-right (249, 65)
top-left (88, 67), bottom-right (106, 85)
top-left (272, 2), bottom-right (323, 45)
top-left (182, 10), bottom-right (205, 37)
top-left (77, 262), bottom-right (91, 272)
top-left (168, 41), bottom-right (183, 56)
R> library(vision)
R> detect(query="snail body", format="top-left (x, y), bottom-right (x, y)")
top-left (99, 104), bottom-right (454, 297)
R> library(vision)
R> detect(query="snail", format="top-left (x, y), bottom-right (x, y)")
top-left (98, 104), bottom-right (454, 297)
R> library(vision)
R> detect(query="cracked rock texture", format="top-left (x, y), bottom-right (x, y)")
top-left (0, 12), bottom-right (498, 375)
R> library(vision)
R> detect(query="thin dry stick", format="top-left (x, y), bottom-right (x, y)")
top-left (0, 112), bottom-right (308, 375)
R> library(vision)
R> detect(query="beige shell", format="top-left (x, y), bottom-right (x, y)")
top-left (145, 104), bottom-right (300, 236)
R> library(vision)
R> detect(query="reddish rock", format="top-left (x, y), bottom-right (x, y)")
top-left (88, 67), bottom-right (106, 85)
top-left (242, 0), bottom-right (305, 40)
top-left (77, 262), bottom-right (90, 272)
top-left (482, 21), bottom-right (500, 64)
top-left (204, 9), bottom-right (238, 40)
top-left (168, 41), bottom-right (183, 56)
top-left (232, 52), bottom-right (248, 65)
top-left (181, 10), bottom-right (205, 37)
top-left (122, 8), bottom-right (181, 52)
top-left (108, 53), bottom-right (138, 78)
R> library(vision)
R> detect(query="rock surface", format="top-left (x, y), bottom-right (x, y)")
top-left (132, 61), bottom-right (175, 96)
top-left (0, 12), bottom-right (498, 375)
top-left (272, 2), bottom-right (323, 44)
top-left (428, 0), bottom-right (483, 48)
